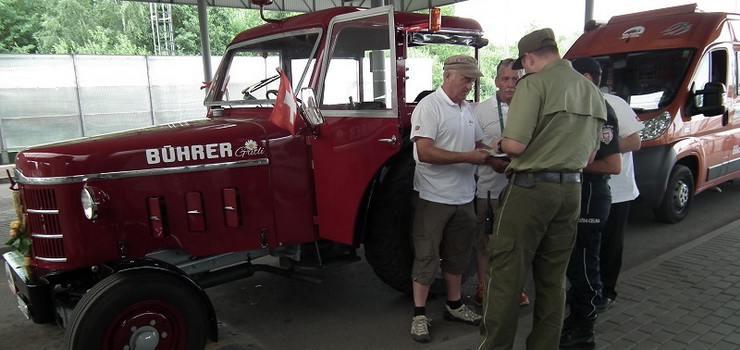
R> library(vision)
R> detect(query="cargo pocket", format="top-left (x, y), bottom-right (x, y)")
top-left (488, 234), bottom-right (515, 272)
top-left (491, 235), bottom-right (514, 252)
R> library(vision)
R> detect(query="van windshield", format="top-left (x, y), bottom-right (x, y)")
top-left (593, 49), bottom-right (694, 112)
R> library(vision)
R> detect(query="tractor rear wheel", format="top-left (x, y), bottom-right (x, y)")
top-left (364, 152), bottom-right (416, 294)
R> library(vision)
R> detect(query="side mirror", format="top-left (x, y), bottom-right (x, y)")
top-left (693, 82), bottom-right (726, 117)
top-left (299, 87), bottom-right (324, 127)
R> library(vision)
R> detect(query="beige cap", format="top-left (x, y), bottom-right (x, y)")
top-left (443, 55), bottom-right (484, 78)
top-left (512, 28), bottom-right (558, 69)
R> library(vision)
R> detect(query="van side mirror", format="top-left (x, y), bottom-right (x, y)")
top-left (693, 82), bottom-right (726, 117)
top-left (299, 87), bottom-right (324, 127)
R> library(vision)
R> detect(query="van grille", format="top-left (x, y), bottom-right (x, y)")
top-left (22, 188), bottom-right (66, 262)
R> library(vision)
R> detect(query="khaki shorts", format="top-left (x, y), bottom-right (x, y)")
top-left (474, 197), bottom-right (501, 255)
top-left (411, 196), bottom-right (476, 285)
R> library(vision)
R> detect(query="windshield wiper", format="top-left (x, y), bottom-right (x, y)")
top-left (242, 74), bottom-right (280, 100)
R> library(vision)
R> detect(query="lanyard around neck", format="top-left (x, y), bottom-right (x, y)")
top-left (496, 96), bottom-right (505, 133)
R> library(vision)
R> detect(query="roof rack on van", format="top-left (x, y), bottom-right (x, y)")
top-left (608, 3), bottom-right (698, 24)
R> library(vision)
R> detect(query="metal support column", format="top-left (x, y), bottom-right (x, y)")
top-left (584, 0), bottom-right (595, 31)
top-left (198, 0), bottom-right (213, 91)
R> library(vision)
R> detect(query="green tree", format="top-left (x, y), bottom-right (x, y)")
top-left (0, 0), bottom-right (49, 53)
top-left (172, 6), bottom-right (296, 55)
top-left (478, 45), bottom-right (517, 99)
top-left (35, 0), bottom-right (152, 54)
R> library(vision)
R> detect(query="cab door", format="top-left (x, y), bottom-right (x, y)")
top-left (311, 6), bottom-right (400, 244)
top-left (726, 49), bottom-right (740, 178)
top-left (693, 48), bottom-right (733, 184)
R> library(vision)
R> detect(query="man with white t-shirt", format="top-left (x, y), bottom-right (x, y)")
top-left (598, 92), bottom-right (644, 311)
top-left (408, 55), bottom-right (490, 343)
top-left (472, 58), bottom-right (529, 307)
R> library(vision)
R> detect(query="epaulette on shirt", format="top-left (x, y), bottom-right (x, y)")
top-left (516, 73), bottom-right (533, 85)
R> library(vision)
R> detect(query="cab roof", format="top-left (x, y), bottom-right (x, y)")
top-left (567, 3), bottom-right (740, 58)
top-left (229, 7), bottom-right (483, 46)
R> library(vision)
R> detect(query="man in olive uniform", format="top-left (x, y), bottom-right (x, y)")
top-left (477, 28), bottom-right (606, 350)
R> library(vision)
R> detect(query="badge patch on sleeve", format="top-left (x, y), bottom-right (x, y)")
top-left (601, 125), bottom-right (615, 144)
top-left (414, 125), bottom-right (421, 131)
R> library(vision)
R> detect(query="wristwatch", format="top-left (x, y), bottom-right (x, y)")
top-left (497, 139), bottom-right (504, 154)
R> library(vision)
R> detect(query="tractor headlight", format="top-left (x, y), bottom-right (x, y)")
top-left (81, 187), bottom-right (102, 220)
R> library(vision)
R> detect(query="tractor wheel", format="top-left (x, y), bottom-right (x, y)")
top-left (65, 270), bottom-right (209, 350)
top-left (364, 151), bottom-right (416, 294)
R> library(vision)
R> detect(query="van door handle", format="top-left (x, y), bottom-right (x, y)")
top-left (378, 135), bottom-right (397, 144)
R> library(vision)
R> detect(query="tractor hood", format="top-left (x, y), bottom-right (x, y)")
top-left (15, 118), bottom-right (289, 180)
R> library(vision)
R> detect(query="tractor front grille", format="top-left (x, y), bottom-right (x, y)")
top-left (23, 188), bottom-right (66, 262)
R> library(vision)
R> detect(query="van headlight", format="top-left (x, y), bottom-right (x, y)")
top-left (81, 186), bottom-right (107, 220)
top-left (640, 111), bottom-right (672, 141)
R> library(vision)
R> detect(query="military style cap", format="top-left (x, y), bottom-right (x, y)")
top-left (512, 28), bottom-right (558, 69)
top-left (571, 57), bottom-right (602, 76)
top-left (443, 55), bottom-right (484, 78)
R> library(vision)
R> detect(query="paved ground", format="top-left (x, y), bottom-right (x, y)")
top-left (430, 217), bottom-right (740, 350)
top-left (2, 163), bottom-right (739, 349)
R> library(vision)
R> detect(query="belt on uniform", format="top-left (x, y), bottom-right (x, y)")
top-left (583, 173), bottom-right (610, 180)
top-left (510, 172), bottom-right (582, 187)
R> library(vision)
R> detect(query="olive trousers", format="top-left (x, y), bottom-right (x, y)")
top-left (478, 181), bottom-right (581, 350)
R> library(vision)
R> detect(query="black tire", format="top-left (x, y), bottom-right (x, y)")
top-left (65, 270), bottom-right (209, 350)
top-left (654, 164), bottom-right (694, 223)
top-left (364, 151), bottom-right (416, 294)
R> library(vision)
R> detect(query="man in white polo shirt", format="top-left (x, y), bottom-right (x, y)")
top-left (473, 58), bottom-right (530, 308)
top-left (599, 91), bottom-right (644, 311)
top-left (409, 55), bottom-right (490, 343)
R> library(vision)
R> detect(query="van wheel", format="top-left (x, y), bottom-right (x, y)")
top-left (654, 165), bottom-right (694, 223)
top-left (364, 152), bottom-right (415, 294)
top-left (65, 270), bottom-right (209, 350)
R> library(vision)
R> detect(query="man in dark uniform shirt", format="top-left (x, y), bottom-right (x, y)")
top-left (561, 57), bottom-right (622, 350)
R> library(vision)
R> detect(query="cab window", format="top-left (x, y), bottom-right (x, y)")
top-left (693, 49), bottom-right (727, 93)
top-left (321, 16), bottom-right (392, 110)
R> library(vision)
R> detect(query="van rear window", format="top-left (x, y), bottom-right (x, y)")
top-left (592, 49), bottom-right (694, 112)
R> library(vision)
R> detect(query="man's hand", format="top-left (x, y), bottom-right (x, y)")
top-left (491, 136), bottom-right (504, 154)
top-left (467, 149), bottom-right (491, 165)
top-left (415, 137), bottom-right (490, 165)
top-left (488, 157), bottom-right (510, 173)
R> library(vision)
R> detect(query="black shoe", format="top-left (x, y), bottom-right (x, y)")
top-left (559, 328), bottom-right (595, 349)
top-left (561, 311), bottom-right (576, 334)
top-left (560, 314), bottom-right (595, 349)
top-left (596, 297), bottom-right (615, 313)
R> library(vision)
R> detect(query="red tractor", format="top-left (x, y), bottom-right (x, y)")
top-left (3, 6), bottom-right (487, 349)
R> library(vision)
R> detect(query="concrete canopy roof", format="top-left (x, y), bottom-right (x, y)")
top-left (129, 0), bottom-right (466, 12)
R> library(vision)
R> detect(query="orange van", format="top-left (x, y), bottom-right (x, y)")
top-left (566, 4), bottom-right (740, 222)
